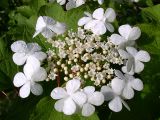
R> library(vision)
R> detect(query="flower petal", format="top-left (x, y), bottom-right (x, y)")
top-left (108, 96), bottom-right (122, 112)
top-left (98, 0), bottom-right (104, 5)
top-left (101, 86), bottom-right (114, 101)
top-left (72, 91), bottom-right (87, 107)
top-left (84, 19), bottom-right (97, 30)
top-left (122, 66), bottom-right (134, 75)
top-left (41, 27), bottom-right (55, 38)
top-left (82, 103), bottom-right (95, 117)
top-left (51, 87), bottom-right (68, 100)
top-left (111, 78), bottom-right (125, 95)
top-left (19, 82), bottom-right (31, 98)
top-left (13, 72), bottom-right (27, 87)
top-left (114, 70), bottom-right (126, 80)
top-left (13, 53), bottom-right (27, 65)
top-left (27, 43), bottom-right (41, 52)
top-left (54, 98), bottom-right (65, 112)
top-left (135, 60), bottom-right (144, 73)
top-left (88, 92), bottom-right (104, 106)
top-left (76, 0), bottom-right (85, 7)
top-left (91, 21), bottom-right (106, 35)
top-left (66, 0), bottom-right (76, 10)
top-left (32, 67), bottom-right (47, 82)
top-left (118, 24), bottom-right (132, 40)
top-left (24, 56), bottom-right (40, 79)
top-left (128, 27), bottom-right (141, 40)
top-left (78, 17), bottom-right (92, 26)
top-left (63, 98), bottom-right (76, 115)
top-left (35, 16), bottom-right (46, 31)
top-left (30, 82), bottom-right (43, 96)
top-left (66, 79), bottom-right (81, 95)
top-left (118, 49), bottom-right (130, 59)
top-left (92, 8), bottom-right (104, 20)
top-left (135, 50), bottom-right (150, 62)
top-left (122, 85), bottom-right (134, 99)
top-left (33, 52), bottom-right (47, 62)
top-left (105, 23), bottom-right (114, 32)
top-left (131, 78), bottom-right (143, 91)
top-left (43, 16), bottom-right (56, 26)
top-left (83, 86), bottom-right (95, 95)
top-left (110, 34), bottom-right (126, 45)
top-left (104, 8), bottom-right (116, 22)
top-left (126, 47), bottom-right (138, 56)
top-left (49, 22), bottom-right (66, 35)
top-left (11, 41), bottom-right (27, 53)
top-left (121, 99), bottom-right (130, 111)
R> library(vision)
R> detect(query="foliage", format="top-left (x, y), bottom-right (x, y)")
top-left (0, 0), bottom-right (160, 120)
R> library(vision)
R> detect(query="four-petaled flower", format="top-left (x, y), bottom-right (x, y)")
top-left (51, 79), bottom-right (87, 115)
top-left (118, 47), bottom-right (150, 73)
top-left (78, 8), bottom-right (116, 35)
top-left (115, 70), bottom-right (143, 99)
top-left (101, 78), bottom-right (130, 112)
top-left (33, 16), bottom-right (66, 38)
top-left (110, 24), bottom-right (141, 49)
top-left (13, 56), bottom-right (47, 98)
top-left (11, 41), bottom-right (47, 65)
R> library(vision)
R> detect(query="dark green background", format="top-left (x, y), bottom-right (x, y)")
top-left (0, 0), bottom-right (160, 120)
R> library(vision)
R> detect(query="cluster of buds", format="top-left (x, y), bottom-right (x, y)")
top-left (46, 28), bottom-right (123, 86)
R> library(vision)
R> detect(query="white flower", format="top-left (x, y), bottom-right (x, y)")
top-left (115, 70), bottom-right (143, 99)
top-left (97, 0), bottom-right (104, 5)
top-left (110, 24), bottom-right (141, 49)
top-left (130, 0), bottom-right (139, 2)
top-left (78, 8), bottom-right (116, 35)
top-left (50, 79), bottom-right (87, 115)
top-left (82, 86), bottom-right (104, 116)
top-left (101, 79), bottom-right (130, 112)
top-left (11, 41), bottom-right (47, 65)
top-left (118, 47), bottom-right (150, 73)
top-left (13, 57), bottom-right (47, 98)
top-left (66, 0), bottom-right (86, 10)
top-left (56, 0), bottom-right (66, 5)
top-left (33, 16), bottom-right (66, 38)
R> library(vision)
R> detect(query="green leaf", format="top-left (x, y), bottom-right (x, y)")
top-left (5, 96), bottom-right (41, 120)
top-left (30, 97), bottom-right (100, 120)
top-left (0, 39), bottom-right (18, 81)
top-left (137, 23), bottom-right (160, 55)
top-left (141, 4), bottom-right (160, 23)
top-left (30, 0), bottom-right (46, 13)
top-left (17, 6), bottom-right (34, 18)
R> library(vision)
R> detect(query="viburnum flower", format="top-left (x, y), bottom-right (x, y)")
top-left (56, 0), bottom-right (66, 5)
top-left (13, 57), bottom-right (47, 98)
top-left (78, 8), bottom-right (116, 35)
top-left (33, 16), bottom-right (66, 38)
top-left (101, 79), bottom-right (130, 112)
top-left (82, 86), bottom-right (104, 116)
top-left (66, 0), bottom-right (86, 10)
top-left (50, 79), bottom-right (87, 115)
top-left (110, 24), bottom-right (141, 49)
top-left (115, 70), bottom-right (143, 99)
top-left (11, 41), bottom-right (47, 65)
top-left (118, 47), bottom-right (150, 73)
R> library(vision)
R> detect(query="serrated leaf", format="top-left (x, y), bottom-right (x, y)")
top-left (141, 4), bottom-right (160, 23)
top-left (137, 23), bottom-right (160, 54)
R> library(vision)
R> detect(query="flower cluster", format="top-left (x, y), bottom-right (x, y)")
top-left (11, 0), bottom-right (151, 118)
top-left (46, 27), bottom-right (123, 86)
